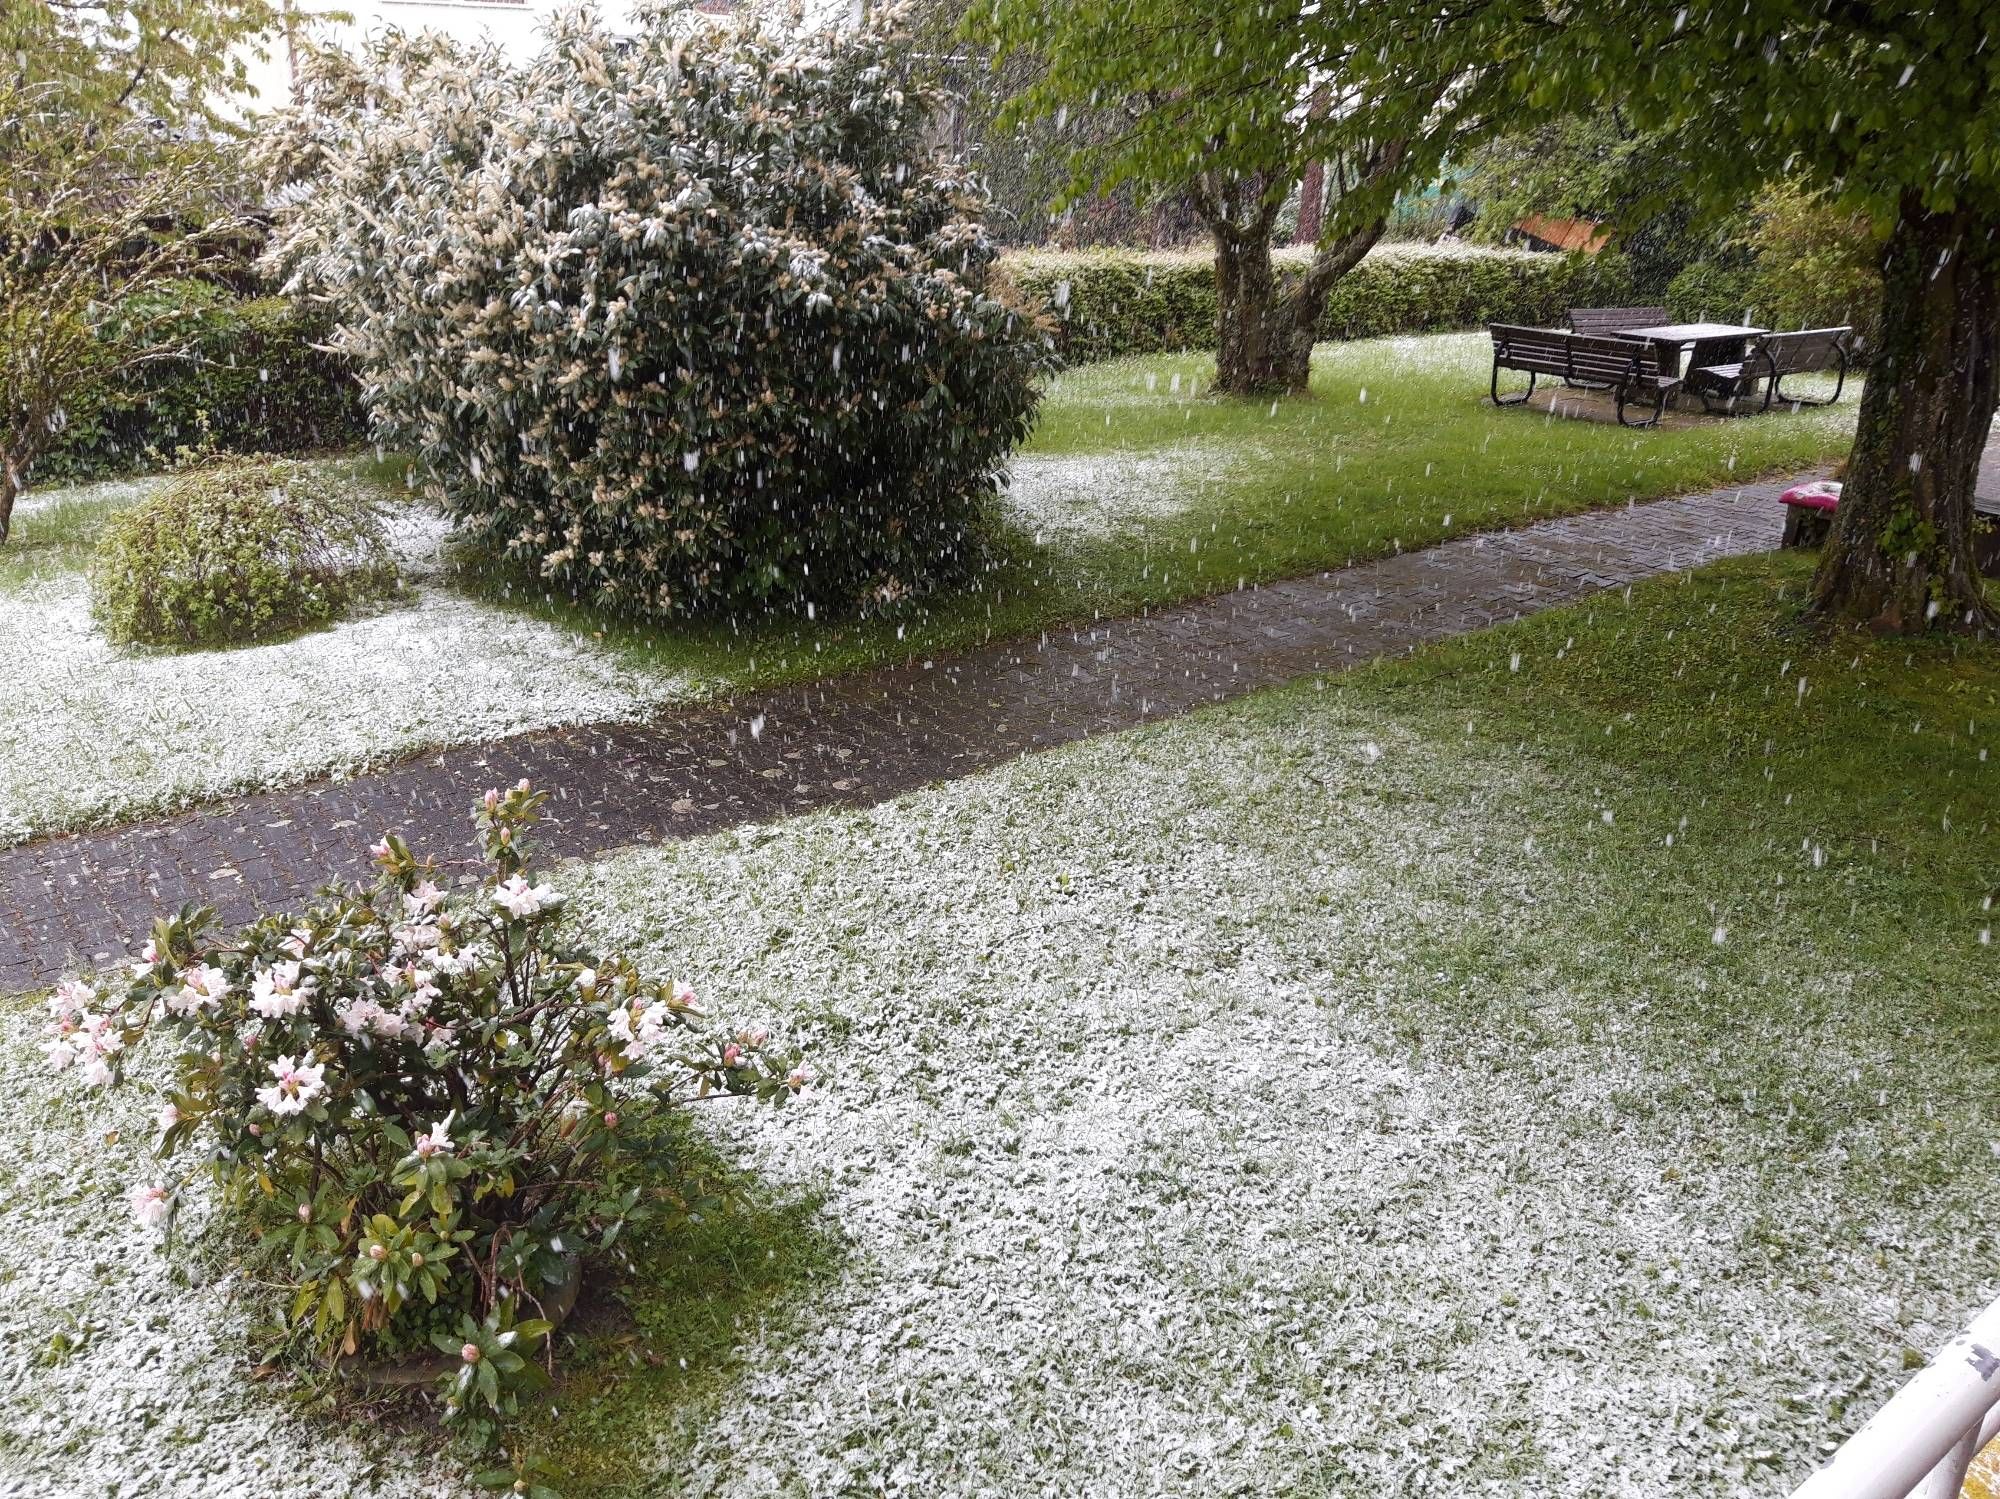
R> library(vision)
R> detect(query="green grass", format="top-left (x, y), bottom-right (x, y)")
top-left (3, 335), bottom-right (1859, 695)
top-left (464, 333), bottom-right (1858, 693)
top-left (512, 1125), bottom-right (844, 1495)
top-left (1331, 546), bottom-right (1997, 1092)
top-left (0, 474), bottom-right (166, 594)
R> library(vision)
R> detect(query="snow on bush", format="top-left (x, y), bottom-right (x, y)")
top-left (46, 781), bottom-right (802, 1454)
top-left (259, 6), bottom-right (1053, 622)
top-left (90, 457), bottom-right (396, 646)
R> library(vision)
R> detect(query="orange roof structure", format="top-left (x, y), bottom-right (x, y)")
top-left (1510, 214), bottom-right (1611, 255)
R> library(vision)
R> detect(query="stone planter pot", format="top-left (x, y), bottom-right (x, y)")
top-left (336, 1254), bottom-right (583, 1391)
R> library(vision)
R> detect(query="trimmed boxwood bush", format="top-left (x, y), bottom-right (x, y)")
top-left (1003, 243), bottom-right (1636, 363)
top-left (261, 11), bottom-right (1052, 622)
top-left (90, 457), bottom-right (396, 646)
top-left (41, 280), bottom-right (366, 485)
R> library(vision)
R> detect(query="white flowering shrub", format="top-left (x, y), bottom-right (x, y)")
top-left (259, 5), bottom-right (1052, 620)
top-left (50, 781), bottom-right (802, 1444)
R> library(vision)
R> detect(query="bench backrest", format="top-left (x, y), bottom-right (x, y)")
top-left (1568, 305), bottom-right (1670, 338)
top-left (1758, 327), bottom-right (1851, 374)
top-left (1492, 324), bottom-right (1662, 382)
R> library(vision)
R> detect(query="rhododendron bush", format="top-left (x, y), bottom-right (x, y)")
top-left (49, 781), bottom-right (800, 1440)
top-left (257, 4), bottom-right (1051, 620)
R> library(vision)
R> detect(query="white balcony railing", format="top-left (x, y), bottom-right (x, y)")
top-left (1790, 1294), bottom-right (2000, 1499)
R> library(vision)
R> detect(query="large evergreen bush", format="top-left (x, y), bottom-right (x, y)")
top-left (261, 7), bottom-right (1052, 622)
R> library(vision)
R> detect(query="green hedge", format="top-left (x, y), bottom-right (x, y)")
top-left (1003, 244), bottom-right (1635, 363)
top-left (41, 281), bottom-right (365, 484)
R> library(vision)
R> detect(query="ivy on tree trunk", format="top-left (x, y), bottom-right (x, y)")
top-left (1812, 194), bottom-right (2000, 636)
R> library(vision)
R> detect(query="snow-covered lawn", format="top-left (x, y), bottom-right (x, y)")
top-left (4, 577), bottom-right (1991, 1495)
top-left (999, 444), bottom-right (1247, 541)
top-left (3, 482), bottom-right (690, 845)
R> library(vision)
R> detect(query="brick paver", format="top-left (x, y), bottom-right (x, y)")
top-left (0, 478), bottom-right (1801, 990)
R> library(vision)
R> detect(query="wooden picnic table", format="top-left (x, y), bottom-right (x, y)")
top-left (1615, 321), bottom-right (1769, 382)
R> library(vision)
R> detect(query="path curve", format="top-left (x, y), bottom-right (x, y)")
top-left (1, 476), bottom-right (1798, 991)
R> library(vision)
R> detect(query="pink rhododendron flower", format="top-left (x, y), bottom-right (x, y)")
top-left (256, 1055), bottom-right (328, 1116)
top-left (403, 880), bottom-right (444, 917)
top-left (249, 961), bottom-right (314, 1019)
top-left (157, 1102), bottom-right (181, 1131)
top-left (51, 978), bottom-right (96, 1016)
top-left (493, 875), bottom-right (558, 919)
top-left (414, 1116), bottom-right (455, 1159)
top-left (129, 1182), bottom-right (171, 1230)
top-left (607, 997), bottom-right (671, 1063)
top-left (167, 963), bottom-right (230, 1016)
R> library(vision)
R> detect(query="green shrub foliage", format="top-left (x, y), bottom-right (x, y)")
top-left (1668, 183), bottom-right (1883, 356)
top-left (50, 783), bottom-right (801, 1448)
top-left (90, 457), bottom-right (395, 646)
top-left (262, 9), bottom-right (1052, 621)
top-left (1003, 243), bottom-right (1636, 363)
top-left (41, 280), bottom-right (365, 484)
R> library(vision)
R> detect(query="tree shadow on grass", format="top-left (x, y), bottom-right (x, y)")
top-left (519, 1120), bottom-right (844, 1496)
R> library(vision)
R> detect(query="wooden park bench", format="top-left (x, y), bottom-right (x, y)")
top-left (1689, 327), bottom-right (1852, 414)
top-left (1566, 305), bottom-right (1671, 339)
top-left (1488, 324), bottom-right (1681, 428)
top-left (1561, 307), bottom-right (1672, 388)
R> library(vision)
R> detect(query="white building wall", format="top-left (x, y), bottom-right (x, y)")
top-left (238, 0), bottom-right (855, 111)
top-left (241, 1), bottom-right (635, 109)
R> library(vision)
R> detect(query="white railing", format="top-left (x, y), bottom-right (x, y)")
top-left (1791, 1293), bottom-right (2000, 1499)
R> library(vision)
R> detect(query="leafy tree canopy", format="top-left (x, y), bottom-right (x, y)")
top-left (1307, 0), bottom-right (2000, 241)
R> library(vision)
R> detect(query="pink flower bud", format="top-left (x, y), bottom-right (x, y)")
top-left (297, 1202), bottom-right (312, 1223)
top-left (722, 1043), bottom-right (742, 1067)
top-left (483, 789), bottom-right (500, 811)
top-left (461, 1342), bottom-right (482, 1364)
top-left (370, 838), bottom-right (392, 861)
top-left (602, 1110), bottom-right (618, 1129)
top-left (410, 1251), bottom-right (424, 1268)
top-left (368, 1243), bottom-right (387, 1261)
top-left (516, 778), bottom-right (530, 793)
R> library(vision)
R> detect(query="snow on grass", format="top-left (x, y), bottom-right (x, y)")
top-left (535, 689), bottom-right (1994, 1496)
top-left (5, 471), bottom-right (169, 524)
top-left (999, 445), bottom-right (1244, 542)
top-left (0, 1000), bottom-right (458, 1498)
top-left (0, 489), bottom-right (691, 846)
top-left (2, 609), bottom-right (1985, 1496)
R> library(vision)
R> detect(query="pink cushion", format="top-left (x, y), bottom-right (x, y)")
top-left (1780, 480), bottom-right (1842, 512)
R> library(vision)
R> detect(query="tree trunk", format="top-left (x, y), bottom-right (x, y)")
top-left (0, 451), bottom-right (25, 545)
top-left (1811, 194), bottom-right (2000, 635)
top-left (1295, 161), bottom-right (1325, 246)
top-left (1213, 214), bottom-right (1388, 399)
top-left (1214, 225), bottom-right (1290, 397)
